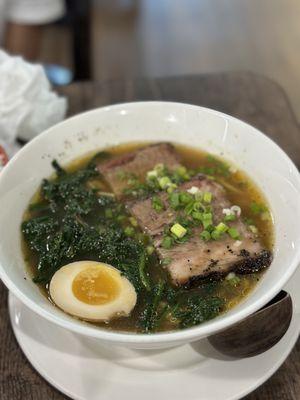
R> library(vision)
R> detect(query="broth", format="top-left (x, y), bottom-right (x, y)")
top-left (22, 143), bottom-right (274, 333)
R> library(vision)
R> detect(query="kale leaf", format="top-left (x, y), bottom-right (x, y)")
top-left (174, 295), bottom-right (224, 328)
top-left (137, 284), bottom-right (224, 333)
top-left (22, 160), bottom-right (150, 291)
top-left (138, 281), bottom-right (165, 332)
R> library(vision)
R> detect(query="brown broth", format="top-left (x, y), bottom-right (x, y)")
top-left (22, 142), bottom-right (274, 332)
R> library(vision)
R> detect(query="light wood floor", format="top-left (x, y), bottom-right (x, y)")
top-left (41, 0), bottom-right (300, 121)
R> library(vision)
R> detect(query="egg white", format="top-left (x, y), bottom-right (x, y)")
top-left (49, 261), bottom-right (137, 321)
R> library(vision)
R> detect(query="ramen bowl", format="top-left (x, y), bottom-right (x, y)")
top-left (0, 101), bottom-right (299, 349)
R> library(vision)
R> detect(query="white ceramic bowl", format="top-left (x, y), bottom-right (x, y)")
top-left (0, 101), bottom-right (300, 349)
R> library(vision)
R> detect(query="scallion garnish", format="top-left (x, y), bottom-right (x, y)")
top-left (184, 202), bottom-right (195, 215)
top-left (249, 225), bottom-right (258, 234)
top-left (202, 212), bottom-right (213, 229)
top-left (161, 236), bottom-right (174, 249)
top-left (152, 196), bottom-right (164, 212)
top-left (169, 192), bottom-right (180, 209)
top-left (200, 230), bottom-right (211, 241)
top-left (192, 211), bottom-right (203, 221)
top-left (158, 176), bottom-right (172, 189)
top-left (250, 202), bottom-right (268, 215)
top-left (225, 272), bottom-right (241, 286)
top-left (170, 223), bottom-right (187, 238)
top-left (215, 222), bottom-right (228, 233)
top-left (124, 226), bottom-right (135, 237)
top-left (224, 213), bottom-right (236, 222)
top-left (228, 227), bottom-right (240, 240)
top-left (179, 192), bottom-right (193, 205)
top-left (211, 230), bottom-right (221, 240)
top-left (203, 192), bottom-right (212, 203)
top-left (162, 257), bottom-right (172, 266)
top-left (129, 217), bottom-right (138, 226)
top-left (146, 245), bottom-right (155, 255)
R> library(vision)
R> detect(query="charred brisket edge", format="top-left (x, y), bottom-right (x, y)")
top-left (234, 249), bottom-right (272, 274)
top-left (183, 250), bottom-right (272, 288)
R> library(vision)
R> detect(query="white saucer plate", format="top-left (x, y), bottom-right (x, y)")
top-left (9, 266), bottom-right (300, 400)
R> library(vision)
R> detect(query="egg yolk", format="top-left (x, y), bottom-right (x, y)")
top-left (72, 266), bottom-right (120, 305)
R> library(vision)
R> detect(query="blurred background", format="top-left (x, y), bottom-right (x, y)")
top-left (2, 0), bottom-right (300, 119)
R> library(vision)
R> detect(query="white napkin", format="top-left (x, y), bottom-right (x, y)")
top-left (0, 50), bottom-right (67, 143)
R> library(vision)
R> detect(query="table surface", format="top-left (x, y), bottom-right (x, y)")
top-left (1, 72), bottom-right (300, 400)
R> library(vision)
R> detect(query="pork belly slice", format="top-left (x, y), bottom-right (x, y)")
top-left (155, 231), bottom-right (271, 286)
top-left (98, 143), bottom-right (181, 197)
top-left (129, 176), bottom-right (227, 236)
top-left (129, 176), bottom-right (272, 286)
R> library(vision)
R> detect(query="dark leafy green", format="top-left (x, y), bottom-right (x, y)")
top-left (138, 283), bottom-right (224, 332)
top-left (22, 160), bottom-right (150, 292)
top-left (174, 295), bottom-right (224, 328)
top-left (138, 281), bottom-right (165, 332)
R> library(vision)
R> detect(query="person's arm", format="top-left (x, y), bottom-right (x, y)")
top-left (4, 23), bottom-right (42, 61)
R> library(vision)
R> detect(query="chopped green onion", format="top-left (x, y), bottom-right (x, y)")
top-left (225, 272), bottom-right (241, 286)
top-left (146, 245), bottom-right (155, 255)
top-left (206, 224), bottom-right (214, 233)
top-left (250, 202), bottom-right (268, 215)
top-left (124, 226), bottom-right (135, 237)
top-left (203, 192), bottom-right (212, 203)
top-left (202, 212), bottom-right (213, 229)
top-left (176, 166), bottom-right (189, 179)
top-left (211, 230), bottom-right (221, 240)
top-left (162, 257), bottom-right (172, 266)
top-left (170, 223), bottom-right (187, 238)
top-left (244, 217), bottom-right (254, 225)
top-left (206, 154), bottom-right (230, 177)
top-left (194, 191), bottom-right (203, 200)
top-left (215, 222), bottom-right (228, 233)
top-left (147, 170), bottom-right (158, 179)
top-left (152, 195), bottom-right (164, 212)
top-left (184, 202), bottom-right (195, 215)
top-left (166, 183), bottom-right (177, 193)
top-left (224, 213), bottom-right (236, 222)
top-left (202, 212), bottom-right (212, 221)
top-left (161, 236), bottom-right (174, 249)
top-left (203, 220), bottom-right (213, 229)
top-left (158, 176), bottom-right (172, 189)
top-left (192, 211), bottom-right (203, 221)
top-left (179, 192), bottom-right (193, 204)
top-left (177, 166), bottom-right (187, 175)
top-left (154, 163), bottom-right (165, 173)
top-left (137, 233), bottom-right (147, 243)
top-left (129, 217), bottom-right (138, 226)
top-left (193, 201), bottom-right (204, 211)
top-left (169, 192), bottom-right (180, 209)
top-left (228, 227), bottom-right (240, 240)
top-left (249, 225), bottom-right (258, 234)
top-left (200, 230), bottom-right (211, 241)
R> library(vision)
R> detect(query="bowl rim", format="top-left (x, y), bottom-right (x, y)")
top-left (1, 100), bottom-right (300, 345)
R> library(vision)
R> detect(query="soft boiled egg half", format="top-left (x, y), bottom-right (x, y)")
top-left (49, 261), bottom-right (137, 321)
